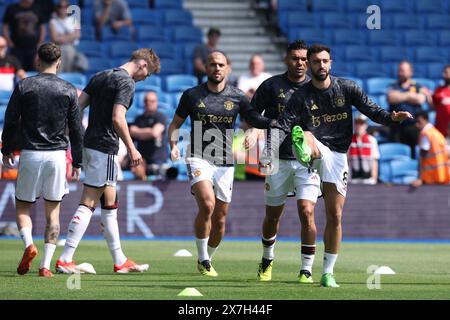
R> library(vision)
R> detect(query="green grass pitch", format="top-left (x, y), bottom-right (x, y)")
top-left (1, 239), bottom-right (450, 300)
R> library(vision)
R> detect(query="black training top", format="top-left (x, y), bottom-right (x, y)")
top-left (1, 73), bottom-right (83, 167)
top-left (251, 72), bottom-right (310, 160)
top-left (83, 68), bottom-right (135, 155)
top-left (274, 76), bottom-right (394, 154)
top-left (176, 83), bottom-right (272, 166)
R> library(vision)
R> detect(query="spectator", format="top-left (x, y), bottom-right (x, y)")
top-left (387, 60), bottom-right (432, 158)
top-left (49, 0), bottom-right (87, 72)
top-left (411, 112), bottom-right (450, 187)
top-left (129, 91), bottom-right (168, 180)
top-left (2, 0), bottom-right (46, 71)
top-left (0, 36), bottom-right (27, 91)
top-left (34, 0), bottom-right (55, 24)
top-left (237, 54), bottom-right (271, 100)
top-left (348, 114), bottom-right (380, 185)
top-left (94, 0), bottom-right (133, 41)
top-left (432, 65), bottom-right (450, 138)
top-left (192, 27), bottom-right (221, 84)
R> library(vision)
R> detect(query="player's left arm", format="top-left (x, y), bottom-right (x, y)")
top-left (1, 84), bottom-right (21, 166)
top-left (67, 89), bottom-right (84, 179)
top-left (349, 81), bottom-right (413, 125)
top-left (78, 91), bottom-right (90, 110)
top-left (239, 94), bottom-right (273, 129)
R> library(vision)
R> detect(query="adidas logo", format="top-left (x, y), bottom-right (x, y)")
top-left (197, 101), bottom-right (206, 108)
top-left (311, 104), bottom-right (319, 111)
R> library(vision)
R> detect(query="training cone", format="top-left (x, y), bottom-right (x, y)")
top-left (174, 249), bottom-right (193, 257)
top-left (178, 288), bottom-right (203, 297)
top-left (374, 266), bottom-right (395, 275)
top-left (76, 262), bottom-right (97, 274)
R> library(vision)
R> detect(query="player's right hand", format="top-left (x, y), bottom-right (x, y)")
top-left (72, 167), bottom-right (81, 181)
top-left (2, 154), bottom-right (15, 169)
top-left (129, 148), bottom-right (142, 167)
top-left (170, 145), bottom-right (180, 162)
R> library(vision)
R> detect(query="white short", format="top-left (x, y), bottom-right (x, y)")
top-left (314, 137), bottom-right (349, 197)
top-left (186, 157), bottom-right (234, 203)
top-left (83, 148), bottom-right (118, 188)
top-left (16, 150), bottom-right (68, 202)
top-left (264, 159), bottom-right (321, 206)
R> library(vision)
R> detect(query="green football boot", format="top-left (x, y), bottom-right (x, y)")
top-left (197, 260), bottom-right (218, 277)
top-left (292, 126), bottom-right (312, 167)
top-left (320, 273), bottom-right (340, 288)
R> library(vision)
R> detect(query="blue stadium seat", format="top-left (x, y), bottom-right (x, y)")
top-left (414, 0), bottom-right (445, 13)
top-left (157, 92), bottom-right (173, 107)
top-left (414, 78), bottom-right (437, 92)
top-left (131, 9), bottom-right (163, 26)
top-left (294, 28), bottom-right (332, 45)
top-left (356, 62), bottom-right (390, 78)
top-left (277, 0), bottom-right (308, 11)
top-left (135, 75), bottom-right (162, 91)
top-left (333, 30), bottom-right (364, 46)
top-left (81, 7), bottom-right (94, 24)
top-left (379, 143), bottom-right (411, 160)
top-left (391, 13), bottom-right (423, 30)
top-left (160, 59), bottom-right (185, 75)
top-left (312, 0), bottom-right (342, 12)
top-left (321, 13), bottom-right (352, 28)
top-left (428, 63), bottom-right (445, 79)
top-left (379, 46), bottom-right (410, 62)
top-left (366, 78), bottom-right (395, 95)
top-left (439, 31), bottom-right (450, 46)
top-left (0, 90), bottom-right (12, 105)
top-left (164, 9), bottom-right (193, 26)
top-left (287, 13), bottom-right (319, 28)
top-left (345, 0), bottom-right (376, 12)
top-left (426, 14), bottom-right (450, 30)
top-left (183, 42), bottom-right (198, 60)
top-left (165, 75), bottom-right (197, 92)
top-left (381, 0), bottom-right (411, 13)
top-left (136, 26), bottom-right (168, 42)
top-left (345, 46), bottom-right (376, 62)
top-left (80, 25), bottom-right (95, 41)
top-left (171, 91), bottom-right (183, 108)
top-left (135, 83), bottom-right (161, 94)
top-left (404, 31), bottom-right (437, 46)
top-left (353, 14), bottom-right (393, 30)
top-left (58, 73), bottom-right (86, 88)
top-left (368, 31), bottom-right (399, 46)
top-left (109, 42), bottom-right (139, 58)
top-left (77, 41), bottom-right (104, 58)
top-left (330, 61), bottom-right (353, 77)
top-left (172, 26), bottom-right (202, 43)
top-left (415, 47), bottom-right (445, 63)
top-left (102, 26), bottom-right (132, 41)
top-left (127, 0), bottom-right (149, 8)
top-left (154, 0), bottom-right (182, 9)
top-left (87, 58), bottom-right (112, 73)
top-left (342, 76), bottom-right (364, 90)
top-left (377, 94), bottom-right (389, 110)
top-left (144, 42), bottom-right (176, 59)
top-left (390, 159), bottom-right (418, 184)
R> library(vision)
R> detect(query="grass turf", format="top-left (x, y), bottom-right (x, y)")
top-left (1, 239), bottom-right (450, 300)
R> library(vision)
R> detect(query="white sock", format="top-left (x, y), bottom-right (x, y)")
top-left (323, 252), bottom-right (338, 275)
top-left (262, 235), bottom-right (276, 260)
top-left (207, 245), bottom-right (218, 261)
top-left (301, 244), bottom-right (316, 273)
top-left (40, 243), bottom-right (56, 269)
top-left (196, 237), bottom-right (209, 262)
top-left (101, 208), bottom-right (127, 266)
top-left (60, 205), bottom-right (93, 262)
top-left (19, 227), bottom-right (33, 249)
